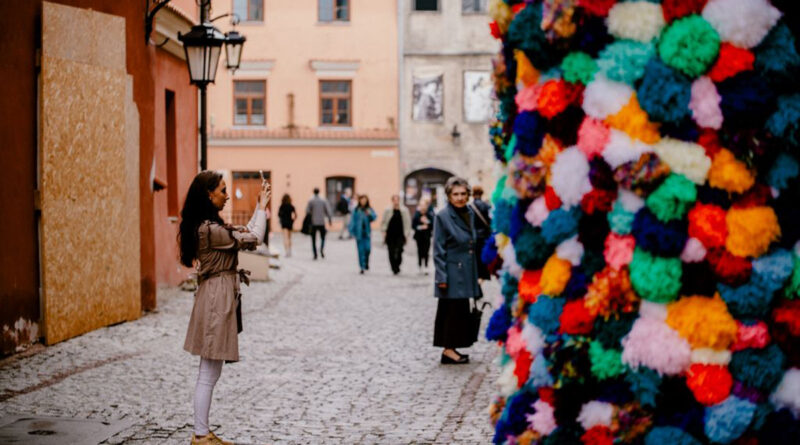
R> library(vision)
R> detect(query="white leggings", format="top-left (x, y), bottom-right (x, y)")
top-left (194, 358), bottom-right (223, 436)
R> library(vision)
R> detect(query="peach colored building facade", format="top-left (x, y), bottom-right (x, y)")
top-left (207, 0), bottom-right (399, 231)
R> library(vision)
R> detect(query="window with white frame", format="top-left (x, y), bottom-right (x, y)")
top-left (233, 0), bottom-right (263, 22)
top-left (462, 0), bottom-right (488, 13)
top-left (319, 0), bottom-right (350, 22)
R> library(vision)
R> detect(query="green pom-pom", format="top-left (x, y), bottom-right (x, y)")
top-left (626, 367), bottom-right (662, 408)
top-left (589, 341), bottom-right (625, 380)
top-left (608, 200), bottom-right (635, 234)
top-left (514, 225), bottom-right (554, 270)
top-left (561, 51), bottom-right (598, 85)
top-left (507, 4), bottom-right (560, 70)
top-left (658, 15), bottom-right (720, 78)
top-left (504, 134), bottom-right (517, 163)
top-left (645, 174), bottom-right (697, 222)
top-left (492, 175), bottom-right (507, 205)
top-left (630, 248), bottom-right (682, 303)
top-left (786, 254), bottom-right (800, 299)
top-left (597, 40), bottom-right (655, 85)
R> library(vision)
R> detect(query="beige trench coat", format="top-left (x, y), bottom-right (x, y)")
top-left (183, 221), bottom-right (258, 362)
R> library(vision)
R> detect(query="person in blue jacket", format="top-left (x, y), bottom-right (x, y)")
top-left (348, 194), bottom-right (377, 274)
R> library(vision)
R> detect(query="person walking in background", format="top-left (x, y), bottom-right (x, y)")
top-left (278, 194), bottom-right (296, 258)
top-left (306, 187), bottom-right (332, 260)
top-left (381, 195), bottom-right (411, 275)
top-left (178, 171), bottom-right (270, 444)
top-left (433, 177), bottom-right (482, 365)
top-left (337, 187), bottom-right (353, 240)
top-left (348, 194), bottom-right (376, 274)
top-left (412, 198), bottom-right (435, 275)
top-left (469, 186), bottom-right (492, 281)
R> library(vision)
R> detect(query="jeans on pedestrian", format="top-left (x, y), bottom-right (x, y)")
top-left (311, 225), bottom-right (327, 257)
top-left (356, 237), bottom-right (371, 271)
top-left (387, 241), bottom-right (404, 274)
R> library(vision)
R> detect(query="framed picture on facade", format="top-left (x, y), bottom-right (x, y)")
top-left (463, 71), bottom-right (493, 123)
top-left (412, 74), bottom-right (444, 122)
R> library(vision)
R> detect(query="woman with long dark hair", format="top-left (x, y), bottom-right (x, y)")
top-left (348, 194), bottom-right (377, 274)
top-left (179, 171), bottom-right (270, 445)
top-left (278, 193), bottom-right (296, 257)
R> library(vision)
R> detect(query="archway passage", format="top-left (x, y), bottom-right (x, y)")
top-left (404, 168), bottom-right (454, 211)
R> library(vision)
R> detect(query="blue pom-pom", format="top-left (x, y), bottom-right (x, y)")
top-left (754, 24), bottom-right (800, 86)
top-left (626, 368), bottom-right (662, 408)
top-left (718, 73), bottom-right (775, 127)
top-left (632, 208), bottom-right (689, 256)
top-left (493, 389), bottom-right (537, 444)
top-left (729, 345), bottom-right (786, 393)
top-left (509, 199), bottom-right (530, 242)
top-left (541, 207), bottom-right (581, 245)
top-left (529, 352), bottom-right (554, 388)
top-left (481, 234), bottom-right (498, 266)
top-left (751, 249), bottom-right (794, 292)
top-left (527, 296), bottom-right (565, 334)
top-left (573, 15), bottom-right (613, 57)
top-left (513, 111), bottom-right (548, 157)
top-left (597, 39), bottom-right (655, 85)
top-left (766, 152), bottom-right (800, 191)
top-left (514, 225), bottom-right (554, 270)
top-left (608, 200), bottom-right (635, 235)
top-left (704, 396), bottom-right (757, 444)
top-left (562, 267), bottom-right (589, 300)
top-left (645, 426), bottom-right (702, 445)
top-left (718, 279), bottom-right (776, 318)
top-left (501, 273), bottom-right (519, 304)
top-left (637, 59), bottom-right (692, 123)
top-left (486, 305), bottom-right (513, 342)
top-left (492, 199), bottom-right (513, 235)
top-left (766, 94), bottom-right (800, 148)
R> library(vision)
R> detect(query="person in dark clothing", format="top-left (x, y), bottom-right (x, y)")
top-left (278, 194), bottom-right (297, 257)
top-left (469, 186), bottom-right (492, 280)
top-left (306, 187), bottom-right (333, 259)
top-left (380, 195), bottom-right (411, 275)
top-left (412, 198), bottom-right (435, 274)
top-left (433, 177), bottom-right (482, 365)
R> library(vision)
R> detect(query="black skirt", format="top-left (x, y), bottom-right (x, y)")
top-left (433, 298), bottom-right (475, 349)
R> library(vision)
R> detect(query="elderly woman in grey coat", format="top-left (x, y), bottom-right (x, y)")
top-left (179, 171), bottom-right (270, 445)
top-left (433, 177), bottom-right (483, 364)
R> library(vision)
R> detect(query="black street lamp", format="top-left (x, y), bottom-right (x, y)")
top-left (224, 29), bottom-right (246, 72)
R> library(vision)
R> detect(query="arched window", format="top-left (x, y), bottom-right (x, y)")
top-left (404, 168), bottom-right (454, 210)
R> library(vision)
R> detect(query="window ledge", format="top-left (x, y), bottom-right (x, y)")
top-left (238, 20), bottom-right (265, 25)
top-left (231, 125), bottom-right (268, 130)
top-left (316, 21), bottom-right (351, 26)
top-left (317, 126), bottom-right (354, 131)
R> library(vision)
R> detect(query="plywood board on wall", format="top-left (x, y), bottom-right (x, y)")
top-left (39, 2), bottom-right (140, 345)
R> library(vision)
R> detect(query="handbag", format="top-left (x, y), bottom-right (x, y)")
top-left (301, 213), bottom-right (312, 235)
top-left (468, 298), bottom-right (492, 342)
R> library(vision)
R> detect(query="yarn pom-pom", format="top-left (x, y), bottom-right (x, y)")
top-left (681, 237), bottom-right (708, 263)
top-left (577, 117), bottom-right (611, 160)
top-left (515, 83), bottom-right (541, 112)
top-left (556, 236), bottom-right (584, 266)
top-left (578, 0), bottom-right (616, 18)
top-left (766, 94), bottom-right (800, 149)
top-left (626, 368), bottom-right (662, 407)
top-left (771, 300), bottom-right (800, 366)
top-left (646, 174), bottom-right (697, 222)
top-left (559, 299), bottom-right (596, 335)
top-left (604, 232), bottom-right (635, 270)
top-left (581, 425), bottom-right (613, 445)
top-left (666, 295), bottom-right (737, 349)
top-left (759, 408), bottom-right (800, 445)
top-left (507, 3), bottom-right (560, 70)
top-left (708, 149), bottom-right (756, 194)
top-left (537, 79), bottom-right (577, 119)
top-left (622, 316), bottom-right (691, 375)
top-left (583, 75), bottom-right (634, 120)
top-left (704, 396), bottom-right (757, 444)
top-left (630, 248), bottom-right (683, 303)
top-left (487, 305), bottom-right (514, 342)
top-left (597, 40), bottom-right (655, 86)
top-left (603, 130), bottom-right (652, 170)
top-left (755, 24), bottom-right (800, 86)
top-left (702, 0), bottom-right (782, 49)
top-left (513, 111), bottom-right (547, 156)
top-left (689, 76), bottom-right (723, 130)
top-left (662, 0), bottom-right (708, 23)
top-left (725, 206), bottom-right (781, 258)
top-left (707, 43), bottom-right (755, 82)
top-left (637, 59), bottom-right (692, 124)
top-left (644, 426), bottom-right (702, 445)
top-left (584, 266), bottom-right (639, 318)
top-left (562, 51), bottom-right (598, 85)
top-left (528, 399), bottom-right (557, 436)
top-left (752, 249), bottom-right (794, 290)
top-left (518, 269), bottom-right (541, 303)
top-left (717, 72), bottom-right (774, 127)
top-left (541, 255), bottom-right (573, 296)
top-left (731, 321), bottom-right (771, 351)
top-left (606, 2), bottom-right (665, 43)
top-left (766, 152), bottom-right (799, 192)
top-left (688, 203), bottom-right (727, 248)
top-left (542, 208), bottom-right (581, 245)
top-left (706, 248), bottom-right (752, 286)
top-left (787, 255), bottom-right (800, 300)
top-left (729, 345), bottom-right (787, 393)
top-left (686, 363), bottom-right (733, 406)
top-left (604, 95), bottom-right (661, 144)
top-left (589, 341), bottom-right (624, 380)
top-left (495, 389), bottom-right (538, 442)
top-left (528, 297), bottom-right (566, 334)
top-left (578, 401), bottom-right (614, 430)
top-left (515, 225), bottom-right (554, 270)
top-left (652, 140), bottom-right (711, 185)
top-left (608, 199), bottom-right (635, 235)
top-left (658, 15), bottom-right (720, 78)
top-left (632, 208), bottom-right (688, 257)
top-left (526, 197), bottom-right (550, 227)
top-left (770, 368), bottom-right (800, 417)
top-left (551, 146), bottom-right (593, 208)
top-left (595, 312), bottom-right (638, 348)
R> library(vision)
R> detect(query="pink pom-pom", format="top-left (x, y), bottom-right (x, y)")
top-left (681, 237), bottom-right (708, 263)
top-left (622, 317), bottom-right (692, 375)
top-left (516, 83), bottom-right (542, 112)
top-left (731, 321), bottom-right (771, 351)
top-left (526, 196), bottom-right (550, 227)
top-left (528, 399), bottom-right (558, 435)
top-left (604, 233), bottom-right (635, 270)
top-left (505, 324), bottom-right (526, 359)
top-left (689, 76), bottom-right (723, 130)
top-left (578, 117), bottom-right (611, 160)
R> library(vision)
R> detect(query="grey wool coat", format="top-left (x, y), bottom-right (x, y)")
top-left (433, 204), bottom-right (483, 299)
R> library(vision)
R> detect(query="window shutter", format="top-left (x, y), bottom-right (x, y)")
top-left (319, 0), bottom-right (334, 22)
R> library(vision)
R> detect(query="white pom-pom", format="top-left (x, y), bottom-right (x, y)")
top-left (702, 0), bottom-right (782, 49)
top-left (607, 2), bottom-right (665, 42)
top-left (556, 236), bottom-right (584, 266)
top-left (603, 129), bottom-right (653, 169)
top-left (691, 348), bottom-right (732, 365)
top-left (771, 368), bottom-right (800, 417)
top-left (521, 322), bottom-right (546, 356)
top-left (551, 146), bottom-right (593, 208)
top-left (497, 362), bottom-right (518, 397)
top-left (577, 401), bottom-right (615, 430)
top-left (583, 75), bottom-right (634, 119)
top-left (640, 300), bottom-right (668, 321)
top-left (526, 196), bottom-right (550, 227)
top-left (618, 188), bottom-right (645, 213)
top-left (690, 76), bottom-right (723, 130)
top-left (502, 243), bottom-right (523, 279)
top-left (681, 237), bottom-right (708, 263)
top-left (653, 138), bottom-right (712, 185)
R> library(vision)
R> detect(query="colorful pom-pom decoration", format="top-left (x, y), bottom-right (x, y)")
top-left (485, 1), bottom-right (800, 443)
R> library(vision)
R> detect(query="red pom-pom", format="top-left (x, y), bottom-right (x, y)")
top-left (581, 188), bottom-right (617, 215)
top-left (773, 300), bottom-right (800, 336)
top-left (686, 363), bottom-right (733, 406)
top-left (708, 44), bottom-right (755, 83)
top-left (514, 349), bottom-right (533, 387)
top-left (539, 387), bottom-right (556, 404)
top-left (544, 186), bottom-right (563, 210)
top-left (512, 3), bottom-right (526, 14)
top-left (559, 299), bottom-right (596, 335)
top-left (489, 21), bottom-right (501, 40)
top-left (537, 80), bottom-right (572, 119)
top-left (688, 203), bottom-right (728, 248)
top-left (582, 425), bottom-right (614, 445)
top-left (771, 300), bottom-right (800, 367)
top-left (706, 248), bottom-right (752, 286)
top-left (578, 0), bottom-right (616, 17)
top-left (661, 0), bottom-right (708, 23)
top-left (519, 269), bottom-right (543, 303)
top-left (698, 129), bottom-right (723, 157)
top-left (732, 184), bottom-right (772, 209)
top-left (731, 321), bottom-right (771, 351)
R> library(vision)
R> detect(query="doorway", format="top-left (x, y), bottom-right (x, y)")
top-left (231, 171), bottom-right (271, 238)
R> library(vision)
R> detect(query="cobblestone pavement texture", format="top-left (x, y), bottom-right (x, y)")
top-left (1, 233), bottom-right (500, 444)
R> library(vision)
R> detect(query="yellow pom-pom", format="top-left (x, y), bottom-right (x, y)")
top-left (708, 149), bottom-right (756, 194)
top-left (726, 206), bottom-right (781, 258)
top-left (515, 50), bottom-right (540, 87)
top-left (604, 95), bottom-right (661, 144)
top-left (540, 255), bottom-right (572, 296)
top-left (490, 0), bottom-right (514, 34)
top-left (666, 295), bottom-right (738, 350)
top-left (496, 233), bottom-right (510, 252)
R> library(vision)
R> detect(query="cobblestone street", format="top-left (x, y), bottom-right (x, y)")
top-left (0, 233), bottom-right (500, 444)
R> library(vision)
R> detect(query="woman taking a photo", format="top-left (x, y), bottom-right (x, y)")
top-left (433, 177), bottom-right (482, 365)
top-left (348, 194), bottom-right (377, 274)
top-left (179, 171), bottom-right (270, 445)
top-left (278, 193), bottom-right (296, 257)
top-left (412, 198), bottom-right (435, 275)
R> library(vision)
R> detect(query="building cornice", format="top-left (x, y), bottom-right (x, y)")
top-left (210, 127), bottom-right (397, 147)
top-left (154, 5), bottom-right (197, 60)
top-left (233, 60), bottom-right (276, 78)
top-left (309, 60), bottom-right (361, 78)
top-left (403, 50), bottom-right (496, 57)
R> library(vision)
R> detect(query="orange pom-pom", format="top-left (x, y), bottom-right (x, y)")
top-left (537, 80), bottom-right (573, 118)
top-left (708, 149), bottom-right (756, 194)
top-left (707, 43), bottom-right (754, 83)
top-left (666, 294), bottom-right (738, 349)
top-left (584, 266), bottom-right (639, 318)
top-left (515, 50), bottom-right (540, 87)
top-left (519, 269), bottom-right (543, 303)
top-left (604, 95), bottom-right (661, 144)
top-left (686, 363), bottom-right (733, 406)
top-left (726, 207), bottom-right (781, 258)
top-left (688, 203), bottom-right (728, 248)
